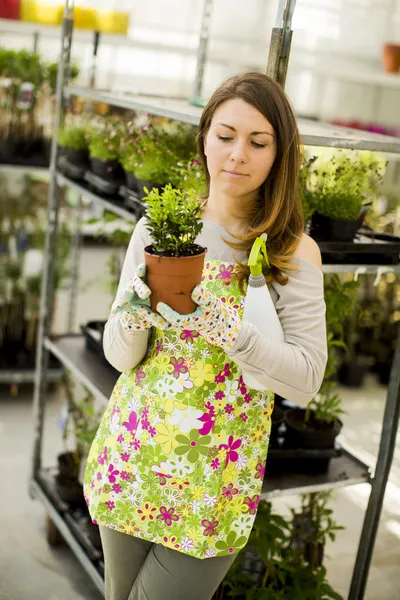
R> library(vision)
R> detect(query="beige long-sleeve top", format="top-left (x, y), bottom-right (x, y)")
top-left (103, 217), bottom-right (328, 406)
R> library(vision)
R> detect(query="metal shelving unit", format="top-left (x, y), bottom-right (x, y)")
top-left (31, 1), bottom-right (400, 599)
top-left (65, 85), bottom-right (400, 153)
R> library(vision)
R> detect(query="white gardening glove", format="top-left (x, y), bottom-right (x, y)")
top-left (112, 264), bottom-right (171, 331)
top-left (157, 285), bottom-right (241, 352)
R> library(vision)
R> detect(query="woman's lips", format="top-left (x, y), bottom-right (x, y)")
top-left (223, 170), bottom-right (249, 178)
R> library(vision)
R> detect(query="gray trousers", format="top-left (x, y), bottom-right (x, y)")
top-left (99, 526), bottom-right (237, 600)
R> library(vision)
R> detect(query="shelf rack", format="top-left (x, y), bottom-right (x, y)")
top-left (30, 1), bottom-right (400, 600)
top-left (65, 86), bottom-right (400, 153)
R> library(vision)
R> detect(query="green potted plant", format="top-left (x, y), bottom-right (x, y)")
top-left (0, 48), bottom-right (49, 165)
top-left (118, 121), bottom-right (141, 192)
top-left (58, 124), bottom-right (89, 168)
top-left (291, 492), bottom-right (344, 574)
top-left (132, 128), bottom-right (181, 197)
top-left (285, 275), bottom-right (359, 453)
top-left (303, 149), bottom-right (386, 242)
top-left (56, 373), bottom-right (102, 509)
top-left (215, 496), bottom-right (343, 600)
top-left (46, 60), bottom-right (79, 96)
top-left (142, 184), bottom-right (206, 314)
top-left (87, 118), bottom-right (125, 181)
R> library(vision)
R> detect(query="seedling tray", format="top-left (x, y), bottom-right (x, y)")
top-left (318, 240), bottom-right (400, 265)
top-left (120, 185), bottom-right (146, 217)
top-left (85, 171), bottom-right (121, 196)
top-left (58, 155), bottom-right (86, 181)
top-left (266, 442), bottom-right (342, 475)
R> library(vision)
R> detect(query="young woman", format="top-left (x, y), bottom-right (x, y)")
top-left (84, 71), bottom-right (327, 600)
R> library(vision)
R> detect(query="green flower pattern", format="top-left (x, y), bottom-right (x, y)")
top-left (84, 260), bottom-right (273, 559)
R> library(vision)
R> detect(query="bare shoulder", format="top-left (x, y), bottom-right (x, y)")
top-left (293, 233), bottom-right (322, 271)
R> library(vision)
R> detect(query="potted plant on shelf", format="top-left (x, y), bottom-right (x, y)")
top-left (87, 118), bottom-right (125, 182)
top-left (118, 121), bottom-right (141, 192)
top-left (291, 492), bottom-right (344, 571)
top-left (58, 125), bottom-right (88, 164)
top-left (302, 149), bottom-right (386, 242)
top-left (141, 184), bottom-right (206, 314)
top-left (58, 124), bottom-right (89, 173)
top-left (123, 121), bottom-right (197, 198)
top-left (215, 496), bottom-right (343, 600)
top-left (285, 274), bottom-right (360, 454)
top-left (56, 373), bottom-right (102, 508)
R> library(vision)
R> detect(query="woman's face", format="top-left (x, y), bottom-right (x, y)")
top-left (204, 98), bottom-right (277, 198)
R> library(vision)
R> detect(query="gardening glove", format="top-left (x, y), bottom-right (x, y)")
top-left (157, 285), bottom-right (241, 352)
top-left (112, 264), bottom-right (171, 331)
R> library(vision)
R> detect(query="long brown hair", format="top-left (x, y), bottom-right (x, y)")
top-left (196, 71), bottom-right (304, 287)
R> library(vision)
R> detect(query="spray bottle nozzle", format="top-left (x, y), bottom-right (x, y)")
top-left (248, 233), bottom-right (270, 276)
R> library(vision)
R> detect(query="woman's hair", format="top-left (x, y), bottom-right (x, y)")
top-left (196, 71), bottom-right (304, 288)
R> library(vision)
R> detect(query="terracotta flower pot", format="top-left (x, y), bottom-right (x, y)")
top-left (383, 43), bottom-right (400, 73)
top-left (144, 246), bottom-right (207, 315)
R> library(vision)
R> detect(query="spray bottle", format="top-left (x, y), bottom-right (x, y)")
top-left (242, 233), bottom-right (284, 390)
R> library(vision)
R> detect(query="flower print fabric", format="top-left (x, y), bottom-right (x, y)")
top-left (84, 259), bottom-right (273, 559)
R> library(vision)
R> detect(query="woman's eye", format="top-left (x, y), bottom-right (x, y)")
top-left (217, 135), bottom-right (232, 142)
top-left (251, 141), bottom-right (266, 148)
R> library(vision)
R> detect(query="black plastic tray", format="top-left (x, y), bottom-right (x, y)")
top-left (58, 155), bottom-right (86, 181)
top-left (120, 185), bottom-right (147, 216)
top-left (84, 171), bottom-right (121, 196)
top-left (267, 438), bottom-right (342, 475)
top-left (318, 240), bottom-right (400, 265)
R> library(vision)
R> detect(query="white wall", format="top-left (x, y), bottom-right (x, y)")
top-left (1, 0), bottom-right (400, 126)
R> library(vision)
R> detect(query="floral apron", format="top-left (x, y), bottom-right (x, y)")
top-left (84, 259), bottom-right (273, 559)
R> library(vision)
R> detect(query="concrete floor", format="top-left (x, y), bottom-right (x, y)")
top-left (0, 244), bottom-right (399, 600)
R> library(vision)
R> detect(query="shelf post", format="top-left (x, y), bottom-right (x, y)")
top-left (192, 0), bottom-right (214, 101)
top-left (266, 0), bottom-right (297, 88)
top-left (67, 192), bottom-right (82, 334)
top-left (31, 0), bottom-right (75, 480)
top-left (348, 329), bottom-right (400, 600)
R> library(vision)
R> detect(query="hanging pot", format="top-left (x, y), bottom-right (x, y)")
top-left (144, 245), bottom-right (207, 314)
top-left (284, 408), bottom-right (342, 450)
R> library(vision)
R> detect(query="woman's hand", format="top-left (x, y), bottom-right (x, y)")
top-left (157, 285), bottom-right (241, 352)
top-left (113, 264), bottom-right (171, 331)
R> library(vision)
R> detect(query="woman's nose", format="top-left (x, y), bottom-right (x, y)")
top-left (229, 141), bottom-right (247, 164)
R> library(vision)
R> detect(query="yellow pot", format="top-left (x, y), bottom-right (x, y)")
top-left (74, 6), bottom-right (96, 30)
top-left (96, 10), bottom-right (129, 35)
top-left (20, 0), bottom-right (38, 22)
top-left (35, 3), bottom-right (63, 26)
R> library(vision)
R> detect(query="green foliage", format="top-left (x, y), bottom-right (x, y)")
top-left (119, 121), bottom-right (197, 184)
top-left (307, 274), bottom-right (360, 426)
top-left (88, 119), bottom-right (125, 161)
top-left (172, 157), bottom-right (207, 195)
top-left (61, 373), bottom-right (102, 463)
top-left (218, 496), bottom-right (343, 600)
top-left (300, 149), bottom-right (386, 221)
top-left (47, 61), bottom-right (79, 94)
top-left (0, 48), bottom-right (46, 87)
top-left (143, 184), bottom-right (204, 256)
top-left (58, 125), bottom-right (88, 150)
